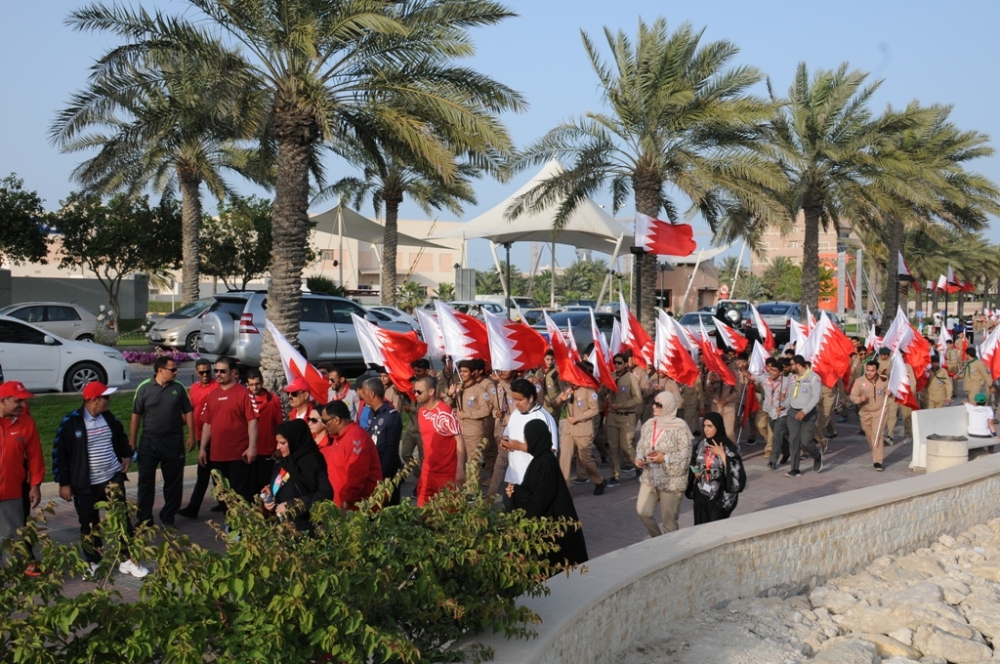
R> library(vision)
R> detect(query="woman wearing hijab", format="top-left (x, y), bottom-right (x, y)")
top-left (685, 411), bottom-right (746, 525)
top-left (507, 419), bottom-right (588, 567)
top-left (261, 420), bottom-right (334, 531)
top-left (634, 391), bottom-right (693, 537)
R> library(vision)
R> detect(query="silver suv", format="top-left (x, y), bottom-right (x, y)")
top-left (198, 292), bottom-right (413, 371)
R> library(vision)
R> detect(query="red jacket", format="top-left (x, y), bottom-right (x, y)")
top-left (0, 413), bottom-right (45, 501)
top-left (320, 422), bottom-right (382, 510)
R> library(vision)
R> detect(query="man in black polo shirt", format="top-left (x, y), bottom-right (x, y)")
top-left (130, 356), bottom-right (194, 527)
top-left (359, 377), bottom-right (402, 506)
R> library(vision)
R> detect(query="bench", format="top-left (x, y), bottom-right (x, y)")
top-left (911, 405), bottom-right (994, 471)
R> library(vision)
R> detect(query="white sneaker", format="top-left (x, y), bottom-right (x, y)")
top-left (118, 560), bottom-right (150, 578)
top-left (84, 562), bottom-right (100, 580)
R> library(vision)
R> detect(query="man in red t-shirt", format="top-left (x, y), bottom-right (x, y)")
top-left (320, 401), bottom-right (382, 510)
top-left (0, 381), bottom-right (44, 556)
top-left (246, 368), bottom-right (283, 494)
top-left (198, 357), bottom-right (259, 504)
top-left (179, 358), bottom-right (221, 518)
top-left (414, 375), bottom-right (465, 507)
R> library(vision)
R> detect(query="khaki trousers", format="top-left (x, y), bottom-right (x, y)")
top-left (757, 411), bottom-right (773, 455)
top-left (605, 412), bottom-right (636, 479)
top-left (559, 430), bottom-right (604, 485)
top-left (681, 407), bottom-right (700, 435)
top-left (927, 398), bottom-right (947, 410)
top-left (636, 484), bottom-right (683, 537)
top-left (712, 404), bottom-right (736, 441)
top-left (814, 387), bottom-right (837, 446)
top-left (860, 409), bottom-right (883, 464)
top-left (400, 424), bottom-right (423, 466)
top-left (882, 400), bottom-right (899, 442)
top-left (485, 445), bottom-right (509, 498)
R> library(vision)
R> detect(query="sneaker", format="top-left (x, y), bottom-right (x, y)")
top-left (778, 455), bottom-right (789, 465)
top-left (745, 438), bottom-right (757, 446)
top-left (24, 563), bottom-right (41, 578)
top-left (814, 451), bottom-right (824, 473)
top-left (884, 437), bottom-right (894, 447)
top-left (119, 560), bottom-right (150, 579)
top-left (177, 507), bottom-right (199, 519)
top-left (607, 478), bottom-right (621, 488)
top-left (837, 416), bottom-right (848, 423)
top-left (84, 562), bottom-right (100, 581)
top-left (874, 463), bottom-right (884, 472)
top-left (901, 437), bottom-right (912, 447)
top-left (571, 477), bottom-right (590, 485)
top-left (786, 469), bottom-right (802, 478)
top-left (593, 481), bottom-right (607, 496)
top-left (766, 462), bottom-right (775, 471)
top-left (827, 431), bottom-right (838, 439)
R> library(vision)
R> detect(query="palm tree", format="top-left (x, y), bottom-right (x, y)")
top-left (67, 0), bottom-right (522, 386)
top-left (511, 18), bottom-right (785, 331)
top-left (476, 269), bottom-right (503, 295)
top-left (50, 52), bottom-right (264, 305)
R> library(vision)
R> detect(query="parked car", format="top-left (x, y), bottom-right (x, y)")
top-left (530, 310), bottom-right (617, 355)
top-left (677, 311), bottom-right (718, 339)
top-left (146, 298), bottom-right (214, 351)
top-left (366, 305), bottom-right (416, 328)
top-left (0, 315), bottom-right (129, 392)
top-left (197, 291), bottom-right (412, 372)
top-left (447, 300), bottom-right (505, 318)
top-left (755, 301), bottom-right (802, 345)
top-left (0, 301), bottom-right (113, 343)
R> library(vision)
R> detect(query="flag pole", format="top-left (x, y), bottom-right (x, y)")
top-left (874, 386), bottom-right (891, 450)
top-left (734, 383), bottom-right (748, 447)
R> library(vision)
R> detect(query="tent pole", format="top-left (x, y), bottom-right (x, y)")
top-left (679, 249), bottom-right (705, 315)
top-left (489, 241), bottom-right (509, 299)
top-left (505, 242), bottom-right (513, 319)
top-left (337, 200), bottom-right (345, 288)
top-left (731, 240), bottom-right (747, 295)
top-left (550, 241), bottom-right (556, 308)
top-left (596, 233), bottom-right (624, 309)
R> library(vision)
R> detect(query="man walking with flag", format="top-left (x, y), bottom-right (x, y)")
top-left (850, 360), bottom-right (890, 470)
top-left (605, 353), bottom-right (642, 487)
top-left (785, 355), bottom-right (823, 477)
top-left (925, 355), bottom-right (953, 409)
top-left (554, 361), bottom-right (606, 493)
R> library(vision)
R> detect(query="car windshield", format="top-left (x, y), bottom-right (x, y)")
top-left (541, 312), bottom-right (589, 327)
top-left (165, 299), bottom-right (212, 319)
top-left (678, 313), bottom-right (710, 325)
top-left (757, 304), bottom-right (791, 315)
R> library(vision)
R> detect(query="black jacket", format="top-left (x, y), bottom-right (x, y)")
top-left (53, 408), bottom-right (132, 493)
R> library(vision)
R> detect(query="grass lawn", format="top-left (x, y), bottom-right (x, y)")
top-left (29, 391), bottom-right (199, 483)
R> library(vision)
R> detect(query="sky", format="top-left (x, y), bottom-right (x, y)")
top-left (3, 0), bottom-right (999, 274)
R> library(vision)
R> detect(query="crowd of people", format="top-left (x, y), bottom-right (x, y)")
top-left (0, 314), bottom-right (995, 579)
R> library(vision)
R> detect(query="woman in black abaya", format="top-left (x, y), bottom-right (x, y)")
top-left (262, 419), bottom-right (334, 531)
top-left (507, 419), bottom-right (588, 567)
top-left (685, 411), bottom-right (746, 525)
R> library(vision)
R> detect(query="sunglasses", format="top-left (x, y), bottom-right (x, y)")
top-left (308, 417), bottom-right (321, 424)
top-left (321, 417), bottom-right (334, 425)
top-left (653, 402), bottom-right (663, 408)
top-left (197, 370), bottom-right (210, 376)
top-left (214, 369), bottom-right (229, 374)
top-left (613, 361), bottom-right (624, 366)
top-left (290, 391), bottom-right (306, 397)
top-left (164, 367), bottom-right (178, 373)
top-left (413, 389), bottom-right (424, 395)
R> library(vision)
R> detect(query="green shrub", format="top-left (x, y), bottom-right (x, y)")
top-left (1, 464), bottom-right (582, 663)
top-left (306, 275), bottom-right (346, 297)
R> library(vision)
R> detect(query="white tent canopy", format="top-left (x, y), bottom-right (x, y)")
top-left (428, 158), bottom-right (632, 253)
top-left (310, 204), bottom-right (446, 249)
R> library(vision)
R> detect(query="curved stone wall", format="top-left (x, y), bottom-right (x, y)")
top-left (475, 454), bottom-right (1000, 664)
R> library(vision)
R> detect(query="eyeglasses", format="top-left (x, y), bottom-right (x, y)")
top-left (307, 417), bottom-right (321, 424)
top-left (197, 370), bottom-right (210, 376)
top-left (290, 391), bottom-right (306, 397)
top-left (321, 417), bottom-right (334, 425)
top-left (413, 389), bottom-right (424, 395)
top-left (214, 369), bottom-right (229, 374)
top-left (613, 361), bottom-right (624, 366)
top-left (164, 367), bottom-right (178, 373)
top-left (653, 402), bottom-right (663, 408)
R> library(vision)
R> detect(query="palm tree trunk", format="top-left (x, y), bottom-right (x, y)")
top-left (801, 202), bottom-right (822, 313)
top-left (882, 216), bottom-right (904, 317)
top-left (382, 194), bottom-right (402, 306)
top-left (633, 171), bottom-right (660, 334)
top-left (178, 171), bottom-right (203, 305)
top-left (261, 107), bottom-right (316, 390)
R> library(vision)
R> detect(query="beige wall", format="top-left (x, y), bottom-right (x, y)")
top-left (471, 454), bottom-right (1000, 664)
top-left (656, 260), bottom-right (720, 313)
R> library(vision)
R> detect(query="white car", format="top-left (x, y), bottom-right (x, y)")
top-left (365, 305), bottom-right (417, 328)
top-left (0, 301), bottom-right (115, 343)
top-left (0, 315), bottom-right (130, 392)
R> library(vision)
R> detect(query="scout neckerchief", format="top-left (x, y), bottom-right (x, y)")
top-left (792, 367), bottom-right (812, 399)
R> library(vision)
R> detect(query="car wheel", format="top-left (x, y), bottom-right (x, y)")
top-left (185, 332), bottom-right (202, 353)
top-left (77, 334), bottom-right (95, 342)
top-left (64, 362), bottom-right (107, 393)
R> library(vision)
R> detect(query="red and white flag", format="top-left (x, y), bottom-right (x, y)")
top-left (619, 294), bottom-right (653, 367)
top-left (654, 312), bottom-right (700, 387)
top-left (864, 325), bottom-right (882, 354)
top-left (634, 211), bottom-right (697, 257)
top-left (798, 312), bottom-right (855, 389)
top-left (789, 318), bottom-right (809, 349)
top-left (435, 301), bottom-right (491, 363)
top-left (977, 323), bottom-right (1000, 380)
top-left (265, 319), bottom-right (329, 404)
top-left (937, 328), bottom-right (951, 367)
top-left (697, 318), bottom-right (736, 386)
top-left (566, 320), bottom-right (583, 363)
top-left (483, 310), bottom-right (548, 372)
top-left (590, 310), bottom-right (617, 391)
top-left (351, 314), bottom-right (429, 397)
top-left (926, 279), bottom-right (936, 292)
top-left (882, 306), bottom-right (932, 391)
top-left (414, 308), bottom-right (445, 358)
top-left (749, 304), bottom-right (775, 352)
top-left (936, 274), bottom-right (948, 292)
top-left (543, 313), bottom-right (598, 389)
top-left (888, 350), bottom-right (920, 410)
top-left (898, 252), bottom-right (918, 290)
top-left (712, 317), bottom-right (749, 354)
top-left (609, 318), bottom-right (623, 357)
top-left (804, 306), bottom-right (818, 333)
top-left (748, 341), bottom-right (770, 376)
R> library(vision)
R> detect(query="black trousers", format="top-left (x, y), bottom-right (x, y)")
top-left (136, 434), bottom-right (186, 525)
top-left (73, 472), bottom-right (134, 564)
top-left (253, 456), bottom-right (274, 497)
top-left (184, 460), bottom-right (213, 514)
top-left (692, 491), bottom-right (735, 525)
top-left (212, 459), bottom-right (255, 504)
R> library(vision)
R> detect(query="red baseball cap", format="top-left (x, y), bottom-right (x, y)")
top-left (82, 381), bottom-right (118, 401)
top-left (282, 378), bottom-right (312, 395)
top-left (0, 381), bottom-right (33, 400)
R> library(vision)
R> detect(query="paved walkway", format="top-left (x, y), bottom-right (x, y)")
top-left (35, 407), bottom-right (970, 601)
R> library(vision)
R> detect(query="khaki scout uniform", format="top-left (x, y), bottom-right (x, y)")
top-left (540, 368), bottom-right (562, 418)
top-left (924, 368), bottom-right (953, 409)
top-left (456, 379), bottom-right (494, 464)
top-left (680, 375), bottom-right (703, 435)
top-left (605, 370), bottom-right (642, 480)
top-left (850, 375), bottom-right (889, 464)
top-left (963, 357), bottom-right (991, 402)
top-left (390, 385), bottom-right (424, 468)
top-left (706, 377), bottom-right (739, 441)
top-left (558, 386), bottom-right (603, 484)
top-left (877, 356), bottom-right (899, 443)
